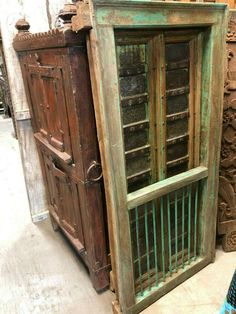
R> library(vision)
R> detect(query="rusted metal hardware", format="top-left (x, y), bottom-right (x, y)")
top-left (86, 160), bottom-right (103, 183)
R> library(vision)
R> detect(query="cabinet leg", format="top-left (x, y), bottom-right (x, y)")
top-left (89, 265), bottom-right (110, 293)
top-left (222, 230), bottom-right (236, 252)
top-left (50, 214), bottom-right (59, 232)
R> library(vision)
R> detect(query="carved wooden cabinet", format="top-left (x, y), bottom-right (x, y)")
top-left (13, 22), bottom-right (110, 291)
top-left (218, 10), bottom-right (236, 252)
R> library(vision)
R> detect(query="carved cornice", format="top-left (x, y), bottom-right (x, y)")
top-left (15, 28), bottom-right (60, 43)
top-left (13, 3), bottom-right (88, 52)
top-left (13, 26), bottom-right (87, 52)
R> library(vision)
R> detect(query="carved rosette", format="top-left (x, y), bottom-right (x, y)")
top-left (227, 13), bottom-right (236, 42)
top-left (222, 230), bottom-right (236, 252)
top-left (218, 12), bottom-right (236, 242)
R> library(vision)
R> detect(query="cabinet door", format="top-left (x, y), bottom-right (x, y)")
top-left (52, 161), bottom-right (84, 244)
top-left (40, 150), bottom-right (85, 247)
top-left (25, 63), bottom-right (72, 158)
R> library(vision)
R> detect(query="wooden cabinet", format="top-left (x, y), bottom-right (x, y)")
top-left (13, 24), bottom-right (110, 292)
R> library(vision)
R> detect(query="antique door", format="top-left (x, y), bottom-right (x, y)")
top-left (82, 1), bottom-right (227, 313)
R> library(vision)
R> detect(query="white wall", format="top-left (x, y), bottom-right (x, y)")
top-left (0, 0), bottom-right (71, 222)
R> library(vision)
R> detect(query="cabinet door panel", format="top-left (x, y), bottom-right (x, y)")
top-left (26, 64), bottom-right (72, 159)
top-left (40, 150), bottom-right (85, 246)
top-left (51, 162), bottom-right (84, 242)
top-left (42, 152), bottom-right (59, 216)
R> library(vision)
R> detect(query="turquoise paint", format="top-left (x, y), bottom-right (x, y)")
top-left (96, 8), bottom-right (167, 27)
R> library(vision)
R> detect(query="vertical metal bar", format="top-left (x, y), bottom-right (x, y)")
top-left (182, 187), bottom-right (185, 269)
top-left (197, 180), bottom-right (205, 256)
top-left (145, 203), bottom-right (151, 290)
top-left (194, 182), bottom-right (199, 260)
top-left (160, 196), bottom-right (165, 281)
top-left (167, 194), bottom-right (172, 276)
top-left (188, 185), bottom-right (192, 264)
top-left (135, 207), bottom-right (143, 295)
top-left (156, 34), bottom-right (167, 181)
top-left (174, 191), bottom-right (178, 272)
top-left (152, 201), bottom-right (158, 286)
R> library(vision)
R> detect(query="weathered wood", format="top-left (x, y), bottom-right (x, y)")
top-left (81, 1), bottom-right (227, 313)
top-left (197, 11), bottom-right (227, 262)
top-left (17, 119), bottom-right (48, 222)
top-left (128, 257), bottom-right (210, 314)
top-left (71, 0), bottom-right (92, 32)
top-left (86, 19), bottom-right (120, 297)
top-left (14, 20), bottom-right (110, 292)
top-left (218, 10), bottom-right (236, 253)
top-left (127, 167), bottom-right (208, 210)
top-left (13, 28), bottom-right (86, 51)
top-left (96, 25), bottom-right (136, 306)
top-left (34, 133), bottom-right (72, 164)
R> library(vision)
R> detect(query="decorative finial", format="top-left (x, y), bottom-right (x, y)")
top-left (15, 19), bottom-right (30, 35)
top-left (56, 4), bottom-right (77, 28)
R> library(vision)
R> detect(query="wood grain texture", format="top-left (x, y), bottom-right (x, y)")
top-left (97, 25), bottom-right (136, 306)
top-left (14, 24), bottom-right (110, 292)
top-left (84, 1), bottom-right (227, 313)
top-left (218, 10), bottom-right (236, 252)
top-left (127, 167), bottom-right (208, 210)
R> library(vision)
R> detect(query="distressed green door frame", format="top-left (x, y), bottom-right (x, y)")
top-left (86, 1), bottom-right (227, 313)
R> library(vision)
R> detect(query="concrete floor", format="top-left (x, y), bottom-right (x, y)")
top-left (0, 115), bottom-right (235, 314)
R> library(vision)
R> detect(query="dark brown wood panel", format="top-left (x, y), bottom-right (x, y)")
top-left (165, 41), bottom-right (192, 178)
top-left (14, 25), bottom-right (110, 291)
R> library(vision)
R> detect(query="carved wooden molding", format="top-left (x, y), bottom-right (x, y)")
top-left (227, 12), bottom-right (236, 42)
top-left (71, 0), bottom-right (92, 32)
top-left (13, 4), bottom-right (88, 52)
top-left (13, 26), bottom-right (87, 51)
top-left (218, 10), bottom-right (236, 252)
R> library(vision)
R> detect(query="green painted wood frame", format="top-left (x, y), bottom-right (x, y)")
top-left (86, 1), bottom-right (228, 313)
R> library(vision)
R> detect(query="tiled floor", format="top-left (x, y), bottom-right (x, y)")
top-left (0, 115), bottom-right (235, 314)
